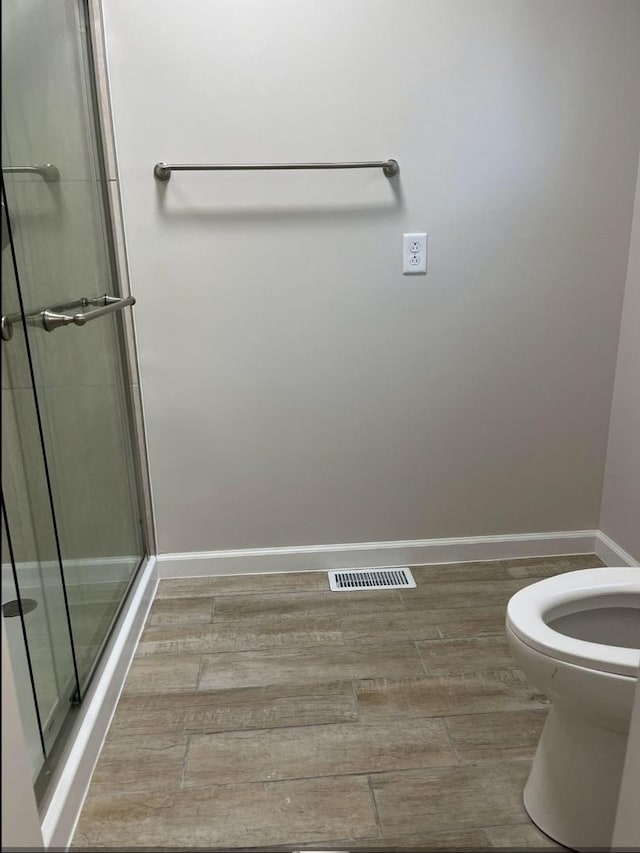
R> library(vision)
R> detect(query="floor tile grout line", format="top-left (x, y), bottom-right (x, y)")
top-left (195, 654), bottom-right (204, 689)
top-left (177, 698), bottom-right (535, 744)
top-left (180, 757), bottom-right (469, 793)
top-left (414, 639), bottom-right (429, 676)
top-left (441, 715), bottom-right (464, 766)
top-left (146, 619), bottom-right (215, 629)
top-left (179, 734), bottom-right (190, 789)
top-left (209, 609), bottom-right (410, 623)
top-left (157, 587), bottom-right (342, 602)
top-left (350, 679), bottom-right (360, 720)
top-left (117, 678), bottom-right (364, 698)
top-left (132, 643), bottom-right (433, 678)
top-left (208, 610), bottom-right (412, 625)
top-left (90, 765), bottom-right (494, 797)
top-left (120, 667), bottom-right (546, 704)
top-left (143, 616), bottom-right (352, 634)
top-left (110, 715), bottom-right (365, 740)
top-left (186, 718), bottom-right (374, 739)
top-left (141, 623), bottom-right (506, 640)
top-left (160, 593), bottom-right (502, 609)
top-left (159, 584), bottom-right (523, 603)
top-left (184, 716), bottom-right (433, 740)
top-left (154, 596), bottom-right (532, 619)
top-left (99, 703), bottom-right (549, 741)
top-left (135, 639), bottom-right (346, 659)
top-left (367, 774), bottom-right (384, 839)
top-left (140, 624), bottom-right (467, 643)
top-left (136, 622), bottom-right (452, 644)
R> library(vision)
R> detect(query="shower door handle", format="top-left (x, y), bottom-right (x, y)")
top-left (42, 294), bottom-right (136, 332)
top-left (2, 294), bottom-right (135, 340)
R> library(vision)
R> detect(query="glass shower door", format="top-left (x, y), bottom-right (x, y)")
top-left (1, 0), bottom-right (145, 783)
top-left (2, 196), bottom-right (80, 780)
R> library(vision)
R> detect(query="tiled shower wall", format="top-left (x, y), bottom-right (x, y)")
top-left (1, 0), bottom-right (152, 567)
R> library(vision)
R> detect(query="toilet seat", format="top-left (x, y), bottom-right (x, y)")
top-left (507, 567), bottom-right (640, 678)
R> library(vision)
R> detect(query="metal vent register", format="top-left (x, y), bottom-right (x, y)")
top-left (328, 567), bottom-right (416, 591)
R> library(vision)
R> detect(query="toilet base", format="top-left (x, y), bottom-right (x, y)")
top-left (523, 704), bottom-right (629, 851)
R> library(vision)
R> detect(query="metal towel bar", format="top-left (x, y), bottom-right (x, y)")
top-left (1, 294), bottom-right (135, 341)
top-left (153, 159), bottom-right (399, 182)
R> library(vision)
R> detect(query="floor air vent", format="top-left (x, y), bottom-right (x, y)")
top-left (328, 567), bottom-right (416, 591)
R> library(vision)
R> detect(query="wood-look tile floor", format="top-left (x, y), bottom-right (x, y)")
top-left (73, 554), bottom-right (606, 851)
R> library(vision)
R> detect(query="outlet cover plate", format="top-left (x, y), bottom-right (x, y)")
top-left (403, 233), bottom-right (428, 274)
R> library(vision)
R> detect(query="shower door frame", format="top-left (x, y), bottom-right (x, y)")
top-left (84, 0), bottom-right (156, 562)
top-left (2, 0), bottom-right (156, 839)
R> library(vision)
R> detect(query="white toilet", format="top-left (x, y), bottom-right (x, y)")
top-left (506, 567), bottom-right (640, 851)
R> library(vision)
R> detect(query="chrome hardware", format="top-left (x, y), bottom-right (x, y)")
top-left (2, 164), bottom-right (60, 182)
top-left (153, 159), bottom-right (400, 182)
top-left (1, 294), bottom-right (135, 340)
top-left (1, 199), bottom-right (10, 253)
top-left (42, 295), bottom-right (135, 331)
top-left (1, 314), bottom-right (14, 342)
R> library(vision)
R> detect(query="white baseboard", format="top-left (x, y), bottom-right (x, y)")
top-left (158, 530), bottom-right (602, 578)
top-left (40, 556), bottom-right (158, 850)
top-left (595, 531), bottom-right (639, 567)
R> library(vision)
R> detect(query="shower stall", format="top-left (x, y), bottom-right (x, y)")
top-left (1, 0), bottom-right (152, 809)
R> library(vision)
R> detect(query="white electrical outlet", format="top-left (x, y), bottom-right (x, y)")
top-left (403, 233), bottom-right (428, 275)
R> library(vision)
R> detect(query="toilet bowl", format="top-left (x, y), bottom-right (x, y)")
top-left (506, 567), bottom-right (640, 851)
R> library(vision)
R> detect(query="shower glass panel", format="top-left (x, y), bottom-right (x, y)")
top-left (2, 196), bottom-right (80, 781)
top-left (1, 0), bottom-right (145, 788)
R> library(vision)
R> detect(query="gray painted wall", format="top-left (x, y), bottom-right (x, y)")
top-left (103, 0), bottom-right (640, 554)
top-left (600, 160), bottom-right (640, 562)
